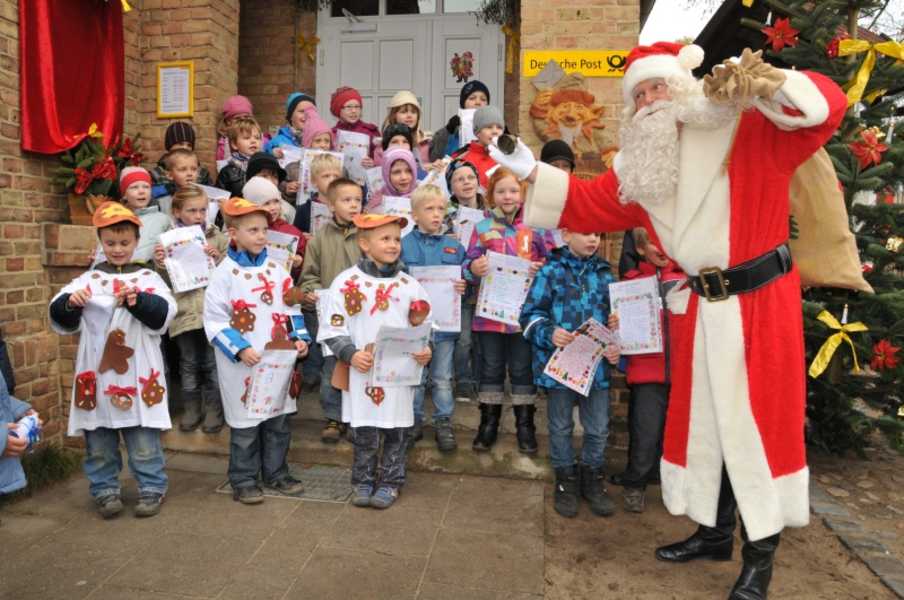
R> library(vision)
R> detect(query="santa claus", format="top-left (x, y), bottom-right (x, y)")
top-left (491, 42), bottom-right (846, 599)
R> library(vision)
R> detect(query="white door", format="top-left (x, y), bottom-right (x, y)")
top-left (316, 0), bottom-right (503, 134)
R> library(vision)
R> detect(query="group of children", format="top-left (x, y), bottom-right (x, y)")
top-left (40, 81), bottom-right (675, 521)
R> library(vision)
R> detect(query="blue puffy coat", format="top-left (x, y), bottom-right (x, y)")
top-left (0, 371), bottom-right (32, 494)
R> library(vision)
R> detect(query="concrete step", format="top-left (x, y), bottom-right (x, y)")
top-left (162, 417), bottom-right (556, 481)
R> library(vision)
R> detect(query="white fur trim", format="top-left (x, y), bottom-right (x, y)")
top-left (660, 292), bottom-right (810, 542)
top-left (678, 44), bottom-right (704, 70)
top-left (524, 162), bottom-right (569, 230)
top-left (751, 69), bottom-right (829, 131)
top-left (623, 54), bottom-right (695, 107)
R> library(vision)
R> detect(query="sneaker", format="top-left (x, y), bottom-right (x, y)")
top-left (369, 486), bottom-right (399, 509)
top-left (352, 484), bottom-right (373, 507)
top-left (434, 418), bottom-right (457, 453)
top-left (266, 475), bottom-right (305, 497)
top-left (134, 493), bottom-right (164, 518)
top-left (321, 420), bottom-right (342, 444)
top-left (233, 485), bottom-right (265, 505)
top-left (96, 494), bottom-right (123, 519)
top-left (624, 487), bottom-right (646, 513)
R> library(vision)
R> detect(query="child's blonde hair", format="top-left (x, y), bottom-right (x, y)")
top-left (309, 153), bottom-right (343, 179)
top-left (383, 105), bottom-right (422, 139)
top-left (410, 184), bottom-right (447, 211)
top-left (226, 115), bottom-right (262, 143)
top-left (164, 148), bottom-right (199, 171)
top-left (171, 185), bottom-right (208, 214)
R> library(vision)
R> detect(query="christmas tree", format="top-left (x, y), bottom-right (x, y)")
top-left (749, 0), bottom-right (903, 454)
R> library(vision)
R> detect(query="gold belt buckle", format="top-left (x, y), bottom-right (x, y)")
top-left (698, 267), bottom-right (729, 302)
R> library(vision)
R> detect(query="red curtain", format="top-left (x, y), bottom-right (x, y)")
top-left (19, 0), bottom-right (124, 154)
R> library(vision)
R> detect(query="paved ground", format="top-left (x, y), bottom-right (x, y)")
top-left (0, 451), bottom-right (896, 599)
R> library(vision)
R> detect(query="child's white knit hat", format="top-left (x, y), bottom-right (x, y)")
top-left (241, 176), bottom-right (281, 206)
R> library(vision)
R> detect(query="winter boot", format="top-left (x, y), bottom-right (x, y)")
top-left (512, 403), bottom-right (538, 455)
top-left (553, 465), bottom-right (580, 518)
top-left (434, 417), bottom-right (457, 452)
top-left (623, 486), bottom-right (646, 513)
top-left (729, 530), bottom-right (780, 600)
top-left (656, 469), bottom-right (737, 562)
top-left (579, 463), bottom-right (615, 516)
top-left (179, 390), bottom-right (203, 432)
top-left (472, 400), bottom-right (502, 452)
top-left (201, 390), bottom-right (225, 434)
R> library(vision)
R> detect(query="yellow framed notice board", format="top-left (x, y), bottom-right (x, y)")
top-left (156, 61), bottom-right (194, 118)
top-left (522, 50), bottom-right (629, 78)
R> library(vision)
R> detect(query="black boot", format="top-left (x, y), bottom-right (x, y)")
top-left (179, 390), bottom-right (203, 432)
top-left (729, 530), bottom-right (780, 600)
top-left (579, 463), bottom-right (615, 516)
top-left (656, 468), bottom-right (736, 562)
top-left (472, 403), bottom-right (501, 451)
top-left (513, 404), bottom-right (538, 455)
top-left (553, 465), bottom-right (580, 518)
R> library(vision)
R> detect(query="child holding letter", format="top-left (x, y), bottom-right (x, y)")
top-left (293, 151), bottom-right (342, 237)
top-left (330, 86), bottom-right (380, 165)
top-left (203, 198), bottom-right (310, 505)
top-left (462, 167), bottom-right (547, 454)
top-left (50, 202), bottom-right (176, 518)
top-left (520, 230), bottom-right (620, 519)
top-left (242, 176), bottom-right (306, 280)
top-left (401, 185), bottom-right (467, 452)
top-left (153, 186), bottom-right (228, 433)
top-left (318, 213), bottom-right (432, 509)
top-left (366, 147), bottom-right (418, 213)
top-left (299, 179), bottom-right (363, 443)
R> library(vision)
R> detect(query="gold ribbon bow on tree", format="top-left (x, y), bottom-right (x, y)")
top-left (837, 39), bottom-right (904, 107)
top-left (501, 25), bottom-right (520, 76)
top-left (808, 309), bottom-right (869, 378)
top-left (298, 34), bottom-right (320, 64)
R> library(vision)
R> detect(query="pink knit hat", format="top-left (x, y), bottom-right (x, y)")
top-left (301, 107), bottom-right (335, 149)
top-left (119, 166), bottom-right (151, 191)
top-left (222, 95), bottom-right (253, 119)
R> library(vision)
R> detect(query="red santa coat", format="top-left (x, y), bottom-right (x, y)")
top-left (523, 70), bottom-right (846, 541)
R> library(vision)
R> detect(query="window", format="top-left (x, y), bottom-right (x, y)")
top-left (331, 0), bottom-right (378, 18)
top-left (444, 0), bottom-right (482, 13)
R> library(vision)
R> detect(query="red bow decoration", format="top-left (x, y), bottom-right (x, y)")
top-left (231, 299), bottom-right (257, 311)
top-left (370, 282), bottom-right (399, 315)
top-left (252, 274), bottom-right (275, 296)
top-left (139, 369), bottom-right (161, 391)
top-left (91, 157), bottom-right (117, 181)
top-left (762, 17), bottom-right (799, 53)
top-left (282, 277), bottom-right (293, 297)
top-left (340, 280), bottom-right (361, 296)
top-left (848, 129), bottom-right (888, 169)
top-left (117, 137), bottom-right (134, 158)
top-left (104, 384), bottom-right (137, 397)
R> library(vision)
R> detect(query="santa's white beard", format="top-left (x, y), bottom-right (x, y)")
top-left (616, 92), bottom-right (738, 208)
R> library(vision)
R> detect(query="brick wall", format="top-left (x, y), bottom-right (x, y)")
top-left (237, 0), bottom-right (317, 137)
top-left (136, 0), bottom-right (241, 176)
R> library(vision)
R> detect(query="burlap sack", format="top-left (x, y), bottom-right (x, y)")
top-left (789, 147), bottom-right (873, 293)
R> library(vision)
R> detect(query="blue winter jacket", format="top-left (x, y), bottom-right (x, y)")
top-left (265, 126), bottom-right (302, 154)
top-left (520, 247), bottom-right (615, 392)
top-left (401, 228), bottom-right (467, 342)
top-left (0, 371), bottom-right (32, 494)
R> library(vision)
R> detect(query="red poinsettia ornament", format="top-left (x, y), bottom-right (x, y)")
top-left (117, 137), bottom-right (134, 158)
top-left (849, 128), bottom-right (888, 169)
top-left (870, 339), bottom-right (900, 371)
top-left (762, 18), bottom-right (799, 53)
top-left (91, 156), bottom-right (117, 181)
top-left (74, 167), bottom-right (94, 194)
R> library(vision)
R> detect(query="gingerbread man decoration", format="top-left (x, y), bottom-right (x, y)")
top-left (366, 386), bottom-right (386, 406)
top-left (139, 369), bottom-right (165, 407)
top-left (265, 314), bottom-right (296, 351)
top-left (370, 282), bottom-right (399, 315)
top-left (99, 329), bottom-right (134, 374)
top-left (341, 278), bottom-right (367, 316)
top-left (230, 299), bottom-right (257, 334)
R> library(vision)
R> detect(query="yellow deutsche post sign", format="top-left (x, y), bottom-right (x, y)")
top-left (521, 50), bottom-right (629, 78)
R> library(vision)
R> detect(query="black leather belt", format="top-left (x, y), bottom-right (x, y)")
top-left (688, 244), bottom-right (792, 302)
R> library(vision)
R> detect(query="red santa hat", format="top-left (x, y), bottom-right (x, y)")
top-left (622, 42), bottom-right (705, 111)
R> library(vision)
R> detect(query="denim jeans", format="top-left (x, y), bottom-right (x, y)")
top-left (302, 309), bottom-right (324, 381)
top-left (413, 338), bottom-right (455, 424)
top-left (173, 329), bottom-right (219, 397)
top-left (622, 383), bottom-right (668, 489)
top-left (320, 356), bottom-right (342, 422)
top-left (83, 426), bottom-right (168, 499)
top-left (545, 388), bottom-right (610, 470)
top-left (477, 331), bottom-right (535, 397)
top-left (228, 414), bottom-right (291, 489)
top-left (454, 303), bottom-right (479, 388)
top-left (351, 426), bottom-right (408, 489)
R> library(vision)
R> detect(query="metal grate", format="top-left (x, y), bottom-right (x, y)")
top-left (215, 464), bottom-right (352, 503)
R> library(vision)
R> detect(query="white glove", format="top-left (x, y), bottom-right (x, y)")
top-left (488, 137), bottom-right (537, 181)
